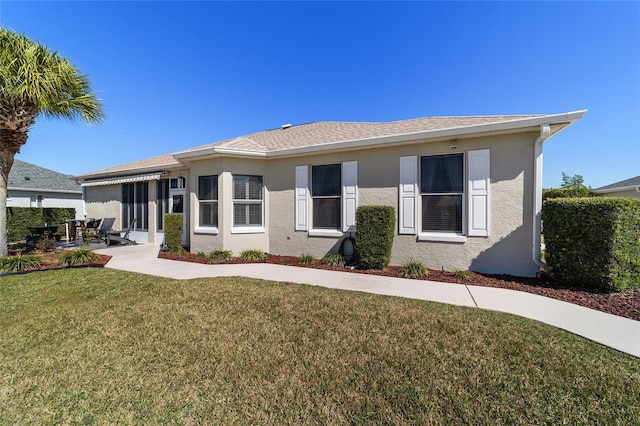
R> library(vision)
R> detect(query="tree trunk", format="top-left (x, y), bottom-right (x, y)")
top-left (0, 130), bottom-right (28, 257)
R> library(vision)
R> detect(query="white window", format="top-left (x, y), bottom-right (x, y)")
top-left (296, 161), bottom-right (357, 235)
top-left (233, 175), bottom-right (263, 232)
top-left (30, 195), bottom-right (43, 208)
top-left (399, 150), bottom-right (489, 242)
top-left (420, 154), bottom-right (464, 233)
top-left (312, 164), bottom-right (341, 229)
top-left (197, 175), bottom-right (218, 228)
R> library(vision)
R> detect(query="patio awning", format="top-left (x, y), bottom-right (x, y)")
top-left (81, 172), bottom-right (163, 187)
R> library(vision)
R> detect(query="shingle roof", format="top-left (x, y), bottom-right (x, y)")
top-left (593, 175), bottom-right (640, 191)
top-left (9, 160), bottom-right (81, 193)
top-left (178, 115), bottom-right (540, 154)
top-left (79, 153), bottom-right (181, 178)
top-left (78, 112), bottom-right (586, 179)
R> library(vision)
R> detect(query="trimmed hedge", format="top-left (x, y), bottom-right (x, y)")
top-left (6, 207), bottom-right (75, 242)
top-left (543, 197), bottom-right (640, 291)
top-left (164, 213), bottom-right (183, 252)
top-left (356, 205), bottom-right (395, 270)
top-left (542, 187), bottom-right (593, 201)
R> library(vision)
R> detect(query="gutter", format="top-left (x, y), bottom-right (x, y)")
top-left (532, 124), bottom-right (551, 270)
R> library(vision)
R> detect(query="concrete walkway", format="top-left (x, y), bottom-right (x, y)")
top-left (94, 243), bottom-right (640, 358)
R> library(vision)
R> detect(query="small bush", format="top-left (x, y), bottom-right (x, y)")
top-left (240, 249), bottom-right (266, 262)
top-left (164, 214), bottom-right (183, 252)
top-left (209, 249), bottom-right (233, 263)
top-left (399, 260), bottom-right (428, 278)
top-left (299, 254), bottom-right (314, 264)
top-left (453, 269), bottom-right (471, 280)
top-left (0, 254), bottom-right (43, 272)
top-left (36, 237), bottom-right (55, 252)
top-left (58, 248), bottom-right (98, 267)
top-left (321, 252), bottom-right (346, 267)
top-left (356, 206), bottom-right (395, 270)
top-left (194, 252), bottom-right (208, 259)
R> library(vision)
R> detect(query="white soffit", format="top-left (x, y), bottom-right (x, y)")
top-left (81, 172), bottom-right (162, 187)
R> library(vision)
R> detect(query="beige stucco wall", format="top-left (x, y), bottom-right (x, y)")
top-left (263, 131), bottom-right (540, 277)
top-left (189, 157), bottom-right (269, 255)
top-left (84, 185), bottom-right (122, 229)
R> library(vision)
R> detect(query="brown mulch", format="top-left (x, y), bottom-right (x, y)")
top-left (3, 250), bottom-right (112, 274)
top-left (158, 251), bottom-right (640, 322)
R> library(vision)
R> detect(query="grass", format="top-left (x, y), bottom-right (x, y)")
top-left (1, 268), bottom-right (639, 424)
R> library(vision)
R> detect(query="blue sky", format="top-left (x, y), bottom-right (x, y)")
top-left (2, 1), bottom-right (638, 188)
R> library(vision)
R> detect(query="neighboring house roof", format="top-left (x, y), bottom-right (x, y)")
top-left (592, 175), bottom-right (640, 194)
top-left (9, 160), bottom-right (81, 194)
top-left (77, 111), bottom-right (587, 180)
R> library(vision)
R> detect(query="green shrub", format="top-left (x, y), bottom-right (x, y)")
top-left (6, 207), bottom-right (74, 242)
top-left (194, 252), bottom-right (208, 259)
top-left (164, 214), bottom-right (183, 252)
top-left (299, 254), bottom-right (314, 264)
top-left (36, 236), bottom-right (56, 251)
top-left (542, 187), bottom-right (593, 201)
top-left (543, 197), bottom-right (640, 291)
top-left (240, 249), bottom-right (266, 262)
top-left (356, 205), bottom-right (395, 270)
top-left (321, 252), bottom-right (346, 267)
top-left (0, 254), bottom-right (43, 272)
top-left (453, 269), bottom-right (471, 280)
top-left (58, 248), bottom-right (98, 267)
top-left (209, 249), bottom-right (233, 263)
top-left (399, 260), bottom-right (428, 278)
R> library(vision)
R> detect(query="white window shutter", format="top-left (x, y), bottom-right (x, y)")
top-left (468, 149), bottom-right (490, 237)
top-left (342, 161), bottom-right (358, 232)
top-left (399, 156), bottom-right (418, 234)
top-left (295, 165), bottom-right (308, 231)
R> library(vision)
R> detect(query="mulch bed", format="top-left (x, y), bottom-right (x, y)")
top-left (158, 251), bottom-right (640, 322)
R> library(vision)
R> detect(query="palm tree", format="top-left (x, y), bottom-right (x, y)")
top-left (0, 27), bottom-right (103, 256)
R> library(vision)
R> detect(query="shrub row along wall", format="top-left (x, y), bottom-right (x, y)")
top-left (6, 207), bottom-right (75, 242)
top-left (543, 197), bottom-right (640, 291)
top-left (356, 205), bottom-right (395, 270)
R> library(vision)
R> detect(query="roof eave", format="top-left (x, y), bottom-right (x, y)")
top-left (76, 163), bottom-right (184, 181)
top-left (173, 110), bottom-right (587, 160)
top-left (593, 186), bottom-right (640, 194)
top-left (8, 187), bottom-right (82, 195)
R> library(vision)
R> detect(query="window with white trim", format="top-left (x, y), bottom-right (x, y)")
top-left (420, 154), bottom-right (464, 233)
top-left (233, 175), bottom-right (263, 227)
top-left (398, 150), bottom-right (490, 240)
top-left (311, 164), bottom-right (341, 229)
top-left (30, 195), bottom-right (43, 208)
top-left (198, 175), bottom-right (218, 227)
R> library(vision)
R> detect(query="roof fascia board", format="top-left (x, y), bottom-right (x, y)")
top-left (593, 186), bottom-right (640, 194)
top-left (173, 147), bottom-right (267, 160)
top-left (8, 187), bottom-right (82, 195)
top-left (76, 164), bottom-right (183, 181)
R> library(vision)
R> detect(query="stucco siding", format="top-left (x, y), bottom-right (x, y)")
top-left (84, 185), bottom-right (122, 229)
top-left (266, 131), bottom-right (540, 276)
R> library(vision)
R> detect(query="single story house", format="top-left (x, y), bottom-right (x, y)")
top-left (8, 159), bottom-right (84, 218)
top-left (592, 175), bottom-right (640, 198)
top-left (78, 111), bottom-right (586, 277)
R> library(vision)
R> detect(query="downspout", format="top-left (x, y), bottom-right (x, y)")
top-left (533, 124), bottom-right (551, 269)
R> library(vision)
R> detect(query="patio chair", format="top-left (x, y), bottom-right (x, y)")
top-left (97, 217), bottom-right (116, 241)
top-left (106, 218), bottom-right (138, 246)
top-left (84, 218), bottom-right (102, 241)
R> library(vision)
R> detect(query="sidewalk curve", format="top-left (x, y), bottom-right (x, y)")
top-left (95, 244), bottom-right (640, 358)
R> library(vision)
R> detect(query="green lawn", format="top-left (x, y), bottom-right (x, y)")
top-left (1, 268), bottom-right (638, 425)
